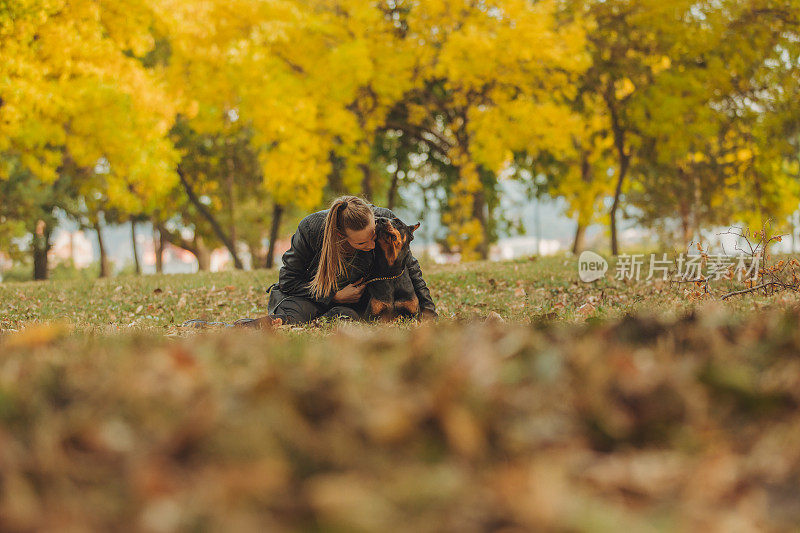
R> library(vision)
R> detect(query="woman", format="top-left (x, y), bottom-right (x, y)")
top-left (257, 195), bottom-right (437, 326)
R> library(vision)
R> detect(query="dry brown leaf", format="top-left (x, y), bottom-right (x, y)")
top-left (4, 322), bottom-right (72, 349)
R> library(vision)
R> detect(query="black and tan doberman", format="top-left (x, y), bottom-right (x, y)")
top-left (366, 216), bottom-right (422, 321)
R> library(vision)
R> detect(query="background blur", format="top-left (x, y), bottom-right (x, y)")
top-left (1, 0), bottom-right (799, 281)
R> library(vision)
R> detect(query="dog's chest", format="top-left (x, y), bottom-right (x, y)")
top-left (367, 272), bottom-right (414, 302)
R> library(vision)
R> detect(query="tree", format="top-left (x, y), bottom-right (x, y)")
top-left (0, 158), bottom-right (75, 279)
top-left (625, 0), bottom-right (800, 246)
top-left (373, 0), bottom-right (588, 259)
top-left (1, 0), bottom-right (179, 278)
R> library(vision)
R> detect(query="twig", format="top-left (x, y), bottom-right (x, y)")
top-left (721, 281), bottom-right (796, 300)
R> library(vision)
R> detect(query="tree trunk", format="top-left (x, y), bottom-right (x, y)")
top-left (680, 209), bottom-right (692, 249)
top-left (33, 246), bottom-right (48, 280)
top-left (32, 221), bottom-right (51, 281)
top-left (249, 235), bottom-right (268, 271)
top-left (572, 150), bottom-right (590, 255)
top-left (157, 223), bottom-right (203, 270)
top-left (195, 235), bottom-right (210, 271)
top-left (226, 145), bottom-right (238, 248)
top-left (266, 203), bottom-right (284, 268)
top-left (472, 190), bottom-right (489, 260)
top-left (609, 153), bottom-right (629, 256)
top-left (572, 223), bottom-right (586, 255)
top-left (327, 150), bottom-right (345, 194)
top-left (534, 198), bottom-right (541, 256)
top-left (360, 163), bottom-right (372, 201)
top-left (155, 228), bottom-right (164, 274)
top-left (605, 84), bottom-right (629, 257)
top-left (387, 164), bottom-right (400, 210)
top-left (95, 220), bottom-right (110, 278)
top-left (177, 166), bottom-right (243, 269)
top-left (131, 220), bottom-right (141, 275)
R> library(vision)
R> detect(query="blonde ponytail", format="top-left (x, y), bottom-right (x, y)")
top-left (309, 195), bottom-right (373, 300)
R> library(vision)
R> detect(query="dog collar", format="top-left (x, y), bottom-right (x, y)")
top-left (365, 267), bottom-right (406, 285)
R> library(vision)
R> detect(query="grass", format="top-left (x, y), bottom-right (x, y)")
top-left (1, 255), bottom-right (796, 332)
top-left (2, 255), bottom-right (800, 530)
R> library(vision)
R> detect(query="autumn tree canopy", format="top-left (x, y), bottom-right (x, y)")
top-left (2, 0), bottom-right (799, 278)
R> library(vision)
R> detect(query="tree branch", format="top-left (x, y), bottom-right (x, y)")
top-left (156, 222), bottom-right (199, 257)
top-left (177, 166), bottom-right (243, 269)
top-left (382, 120), bottom-right (452, 157)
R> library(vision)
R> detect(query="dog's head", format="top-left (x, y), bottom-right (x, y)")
top-left (374, 216), bottom-right (420, 268)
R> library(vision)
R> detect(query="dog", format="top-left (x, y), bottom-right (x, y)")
top-left (365, 216), bottom-right (422, 321)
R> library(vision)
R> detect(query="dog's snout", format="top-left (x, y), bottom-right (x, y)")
top-left (375, 218), bottom-right (392, 236)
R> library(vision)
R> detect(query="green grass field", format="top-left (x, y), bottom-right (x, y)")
top-left (2, 256), bottom-right (800, 531)
top-left (1, 255), bottom-right (794, 332)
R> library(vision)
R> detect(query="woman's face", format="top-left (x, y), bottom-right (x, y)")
top-left (343, 219), bottom-right (376, 251)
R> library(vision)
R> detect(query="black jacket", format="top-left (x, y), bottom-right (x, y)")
top-left (277, 205), bottom-right (437, 314)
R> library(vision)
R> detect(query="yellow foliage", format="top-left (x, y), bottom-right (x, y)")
top-left (7, 0), bottom-right (793, 266)
top-left (1, 0), bottom-right (179, 210)
top-left (615, 78), bottom-right (636, 100)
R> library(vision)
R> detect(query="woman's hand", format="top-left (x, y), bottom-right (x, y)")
top-left (333, 278), bottom-right (365, 304)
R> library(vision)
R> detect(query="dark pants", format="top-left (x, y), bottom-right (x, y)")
top-left (267, 286), bottom-right (364, 325)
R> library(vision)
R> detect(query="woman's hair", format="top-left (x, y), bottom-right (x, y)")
top-left (309, 195), bottom-right (374, 299)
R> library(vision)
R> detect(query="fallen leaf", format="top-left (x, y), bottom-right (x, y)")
top-left (5, 321), bottom-right (72, 349)
top-left (486, 311), bottom-right (505, 323)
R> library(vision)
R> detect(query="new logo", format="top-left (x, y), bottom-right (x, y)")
top-left (578, 250), bottom-right (608, 282)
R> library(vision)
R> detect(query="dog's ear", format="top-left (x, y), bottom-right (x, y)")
top-left (410, 222), bottom-right (420, 233)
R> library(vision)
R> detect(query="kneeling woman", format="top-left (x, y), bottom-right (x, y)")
top-left (260, 195), bottom-right (436, 325)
